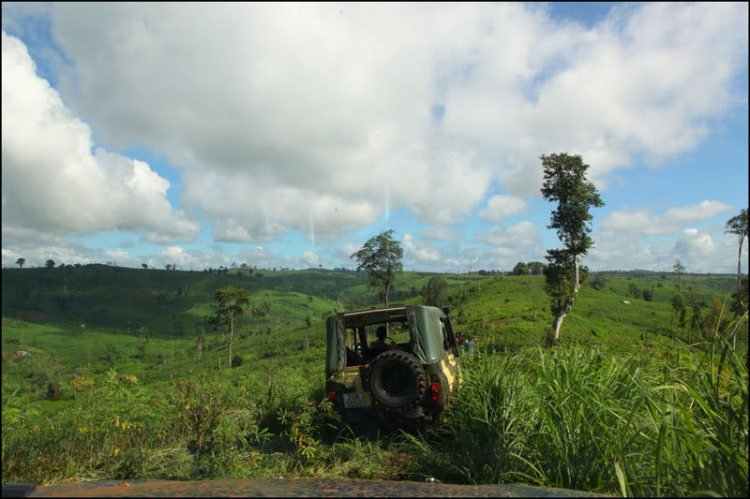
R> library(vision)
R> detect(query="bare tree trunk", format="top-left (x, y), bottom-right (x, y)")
top-left (228, 312), bottom-right (234, 368)
top-left (737, 237), bottom-right (745, 317)
top-left (553, 296), bottom-right (575, 340)
top-left (553, 257), bottom-right (580, 341)
top-left (384, 280), bottom-right (391, 335)
top-left (731, 236), bottom-right (742, 361)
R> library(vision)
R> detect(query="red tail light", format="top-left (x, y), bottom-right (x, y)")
top-left (430, 383), bottom-right (440, 401)
top-left (327, 391), bottom-right (336, 401)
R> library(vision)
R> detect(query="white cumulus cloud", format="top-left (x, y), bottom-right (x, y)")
top-left (476, 221), bottom-right (538, 248)
top-left (403, 233), bottom-right (442, 264)
top-left (478, 195), bottom-right (529, 223)
top-left (8, 1), bottom-right (742, 243)
top-left (1, 31), bottom-right (199, 243)
top-left (600, 200), bottom-right (734, 237)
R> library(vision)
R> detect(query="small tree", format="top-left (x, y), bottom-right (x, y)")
top-left (142, 263), bottom-right (148, 270)
top-left (673, 259), bottom-right (685, 275)
top-left (512, 262), bottom-right (530, 276)
top-left (136, 340), bottom-right (147, 360)
top-left (671, 292), bottom-right (687, 339)
top-left (725, 208), bottom-right (748, 317)
top-left (590, 274), bottom-right (606, 291)
top-left (528, 262), bottom-right (546, 275)
top-left (137, 326), bottom-right (151, 341)
top-left (195, 325), bottom-right (205, 359)
top-left (424, 275), bottom-right (448, 307)
top-left (135, 326), bottom-right (150, 360)
top-left (642, 288), bottom-right (654, 302)
top-left (105, 344), bottom-right (118, 367)
top-left (673, 259), bottom-right (685, 290)
top-left (540, 153), bottom-right (604, 343)
top-left (350, 229), bottom-right (404, 307)
top-left (45, 259), bottom-right (55, 269)
top-left (210, 286), bottom-right (252, 368)
top-left (16, 258), bottom-right (25, 268)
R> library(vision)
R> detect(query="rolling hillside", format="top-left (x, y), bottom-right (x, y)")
top-left (1, 264), bottom-right (742, 392)
top-left (1, 265), bottom-right (746, 496)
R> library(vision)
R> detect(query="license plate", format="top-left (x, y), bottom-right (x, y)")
top-left (343, 392), bottom-right (364, 408)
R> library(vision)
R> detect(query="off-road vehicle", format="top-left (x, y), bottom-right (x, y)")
top-left (325, 305), bottom-right (461, 427)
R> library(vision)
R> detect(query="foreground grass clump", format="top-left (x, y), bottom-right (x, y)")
top-left (403, 323), bottom-right (748, 497)
top-left (1, 365), bottom-right (396, 485)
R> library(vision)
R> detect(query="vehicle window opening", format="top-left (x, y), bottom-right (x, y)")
top-left (344, 320), bottom-right (413, 366)
top-left (440, 317), bottom-right (460, 357)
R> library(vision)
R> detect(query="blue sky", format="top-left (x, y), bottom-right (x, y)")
top-left (2, 3), bottom-right (748, 274)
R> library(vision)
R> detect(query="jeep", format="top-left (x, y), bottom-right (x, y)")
top-left (325, 305), bottom-right (461, 427)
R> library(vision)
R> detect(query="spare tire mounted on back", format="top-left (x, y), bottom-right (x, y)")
top-left (366, 350), bottom-right (427, 412)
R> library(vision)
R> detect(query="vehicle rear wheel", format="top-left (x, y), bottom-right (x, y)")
top-left (366, 350), bottom-right (427, 413)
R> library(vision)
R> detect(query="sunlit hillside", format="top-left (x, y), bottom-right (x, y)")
top-left (2, 265), bottom-right (747, 496)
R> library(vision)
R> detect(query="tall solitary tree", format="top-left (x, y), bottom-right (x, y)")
top-left (16, 258), bottom-right (25, 268)
top-left (540, 153), bottom-right (604, 343)
top-left (350, 229), bottom-right (403, 307)
top-left (210, 286), bottom-right (252, 368)
top-left (725, 208), bottom-right (748, 317)
top-left (45, 259), bottom-right (55, 269)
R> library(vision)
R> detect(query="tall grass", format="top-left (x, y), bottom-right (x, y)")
top-left (1, 364), bottom-right (398, 485)
top-left (403, 313), bottom-right (748, 496)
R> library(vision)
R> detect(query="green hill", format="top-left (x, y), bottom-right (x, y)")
top-left (2, 265), bottom-right (743, 396)
top-left (2, 265), bottom-right (746, 495)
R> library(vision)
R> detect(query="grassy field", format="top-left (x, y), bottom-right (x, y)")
top-left (1, 265), bottom-right (747, 495)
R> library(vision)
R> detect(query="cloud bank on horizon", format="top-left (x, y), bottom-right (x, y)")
top-left (1, 2), bottom-right (748, 273)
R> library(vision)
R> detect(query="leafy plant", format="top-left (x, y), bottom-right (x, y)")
top-left (165, 378), bottom-right (229, 475)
